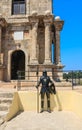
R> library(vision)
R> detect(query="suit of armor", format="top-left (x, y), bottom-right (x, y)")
top-left (36, 70), bottom-right (56, 113)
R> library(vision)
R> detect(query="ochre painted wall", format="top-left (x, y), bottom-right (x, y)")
top-left (6, 92), bottom-right (20, 121)
top-left (6, 91), bottom-right (82, 121)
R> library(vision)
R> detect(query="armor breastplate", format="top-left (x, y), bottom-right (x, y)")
top-left (41, 76), bottom-right (50, 87)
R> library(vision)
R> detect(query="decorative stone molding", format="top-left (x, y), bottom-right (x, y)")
top-left (54, 20), bottom-right (64, 31)
top-left (31, 11), bottom-right (37, 16)
top-left (55, 16), bottom-right (61, 21)
top-left (0, 17), bottom-right (7, 27)
top-left (28, 16), bottom-right (39, 24)
top-left (44, 15), bottom-right (54, 24)
top-left (45, 10), bottom-right (51, 15)
top-left (7, 23), bottom-right (31, 33)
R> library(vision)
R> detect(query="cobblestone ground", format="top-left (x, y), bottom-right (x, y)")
top-left (0, 111), bottom-right (82, 130)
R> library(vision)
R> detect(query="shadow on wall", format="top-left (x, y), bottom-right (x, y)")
top-left (56, 92), bottom-right (62, 111)
top-left (50, 92), bottom-right (62, 111)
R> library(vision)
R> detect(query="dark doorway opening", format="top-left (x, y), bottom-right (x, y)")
top-left (11, 50), bottom-right (25, 80)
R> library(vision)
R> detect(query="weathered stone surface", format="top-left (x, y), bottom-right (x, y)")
top-left (0, 92), bottom-right (13, 124)
top-left (0, 0), bottom-right (52, 19)
top-left (0, 0), bottom-right (64, 81)
top-left (0, 118), bottom-right (4, 126)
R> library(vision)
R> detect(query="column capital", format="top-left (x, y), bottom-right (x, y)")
top-left (28, 16), bottom-right (39, 24)
top-left (54, 20), bottom-right (64, 31)
top-left (43, 15), bottom-right (54, 24)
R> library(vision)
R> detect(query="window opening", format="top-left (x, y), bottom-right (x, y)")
top-left (12, 0), bottom-right (26, 15)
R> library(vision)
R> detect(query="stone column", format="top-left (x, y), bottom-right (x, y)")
top-left (0, 26), bottom-right (2, 64)
top-left (44, 22), bottom-right (51, 64)
top-left (30, 22), bottom-right (38, 64)
top-left (55, 29), bottom-right (61, 65)
top-left (54, 20), bottom-right (64, 65)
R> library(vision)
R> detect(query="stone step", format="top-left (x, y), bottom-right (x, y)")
top-left (0, 92), bottom-right (13, 98)
top-left (0, 91), bottom-right (13, 125)
top-left (0, 111), bottom-right (8, 118)
top-left (17, 81), bottom-right (37, 87)
top-left (0, 98), bottom-right (12, 104)
top-left (0, 104), bottom-right (10, 111)
top-left (0, 81), bottom-right (37, 88)
top-left (0, 118), bottom-right (4, 125)
top-left (0, 111), bottom-right (8, 125)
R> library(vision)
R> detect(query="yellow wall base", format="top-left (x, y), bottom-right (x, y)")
top-left (6, 91), bottom-right (82, 121)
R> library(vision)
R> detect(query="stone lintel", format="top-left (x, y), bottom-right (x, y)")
top-left (54, 20), bottom-right (64, 31)
top-left (7, 23), bottom-right (31, 31)
top-left (28, 64), bottom-right (64, 71)
top-left (28, 15), bottom-right (54, 23)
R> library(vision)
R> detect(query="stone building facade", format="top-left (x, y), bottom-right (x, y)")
top-left (0, 0), bottom-right (64, 82)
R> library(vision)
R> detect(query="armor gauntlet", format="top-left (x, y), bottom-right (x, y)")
top-left (36, 80), bottom-right (41, 89)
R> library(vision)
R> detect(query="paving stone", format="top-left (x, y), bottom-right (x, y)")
top-left (0, 119), bottom-right (4, 126)
top-left (0, 111), bottom-right (82, 130)
top-left (0, 91), bottom-right (13, 128)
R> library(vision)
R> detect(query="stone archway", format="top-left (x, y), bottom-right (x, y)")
top-left (11, 50), bottom-right (25, 80)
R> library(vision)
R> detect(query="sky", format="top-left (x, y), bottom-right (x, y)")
top-left (53, 0), bottom-right (82, 70)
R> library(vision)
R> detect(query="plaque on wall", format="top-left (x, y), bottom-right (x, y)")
top-left (14, 31), bottom-right (23, 40)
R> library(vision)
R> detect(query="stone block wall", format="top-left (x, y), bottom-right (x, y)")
top-left (30, 0), bottom-right (52, 15)
top-left (0, 0), bottom-right (52, 20)
top-left (0, 0), bottom-right (64, 82)
top-left (0, 0), bottom-right (12, 18)
top-left (2, 24), bottom-right (32, 81)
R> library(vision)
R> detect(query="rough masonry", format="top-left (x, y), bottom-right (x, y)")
top-left (0, 0), bottom-right (64, 82)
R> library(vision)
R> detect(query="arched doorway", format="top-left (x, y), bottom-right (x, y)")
top-left (11, 50), bottom-right (25, 80)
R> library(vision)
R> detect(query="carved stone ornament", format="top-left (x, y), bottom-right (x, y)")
top-left (54, 21), bottom-right (64, 31)
top-left (0, 17), bottom-right (7, 27)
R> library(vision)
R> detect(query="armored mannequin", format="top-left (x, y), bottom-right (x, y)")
top-left (36, 70), bottom-right (56, 113)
